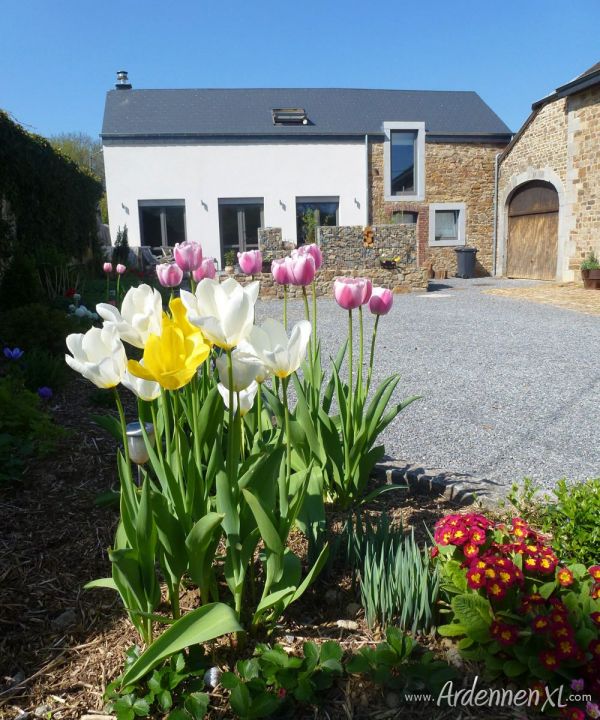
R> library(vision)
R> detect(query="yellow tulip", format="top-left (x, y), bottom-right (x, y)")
top-left (128, 298), bottom-right (210, 391)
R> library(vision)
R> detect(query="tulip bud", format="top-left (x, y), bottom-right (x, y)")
top-left (289, 254), bottom-right (316, 286)
top-left (333, 277), bottom-right (369, 310)
top-left (156, 262), bottom-right (183, 288)
top-left (103, 262), bottom-right (113, 273)
top-left (174, 241), bottom-right (203, 272)
top-left (294, 243), bottom-right (323, 270)
top-left (237, 250), bottom-right (263, 275)
top-left (271, 257), bottom-right (292, 285)
top-left (116, 263), bottom-right (126, 275)
top-left (192, 257), bottom-right (217, 282)
top-left (369, 287), bottom-right (393, 315)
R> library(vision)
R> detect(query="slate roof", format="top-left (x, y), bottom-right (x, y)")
top-left (101, 87), bottom-right (512, 141)
top-left (532, 59), bottom-right (600, 109)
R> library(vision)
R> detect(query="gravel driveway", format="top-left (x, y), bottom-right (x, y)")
top-left (256, 277), bottom-right (600, 496)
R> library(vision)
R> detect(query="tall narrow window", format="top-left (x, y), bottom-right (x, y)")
top-left (384, 122), bottom-right (425, 202)
top-left (139, 201), bottom-right (186, 247)
top-left (390, 131), bottom-right (417, 195)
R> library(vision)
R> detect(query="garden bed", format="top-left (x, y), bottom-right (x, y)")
top-left (0, 377), bottom-right (495, 720)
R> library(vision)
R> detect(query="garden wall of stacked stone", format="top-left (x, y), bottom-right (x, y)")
top-left (245, 224), bottom-right (427, 297)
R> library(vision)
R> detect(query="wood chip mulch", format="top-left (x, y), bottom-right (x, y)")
top-left (0, 378), bottom-right (525, 720)
top-left (486, 281), bottom-right (600, 316)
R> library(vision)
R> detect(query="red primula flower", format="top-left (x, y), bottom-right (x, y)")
top-left (532, 614), bottom-right (551, 633)
top-left (496, 624), bottom-right (519, 646)
top-left (550, 612), bottom-right (567, 626)
top-left (588, 639), bottom-right (600, 658)
top-left (430, 546), bottom-right (439, 558)
top-left (588, 565), bottom-right (600, 581)
top-left (463, 543), bottom-right (479, 559)
top-left (538, 555), bottom-right (558, 574)
top-left (556, 638), bottom-right (578, 660)
top-left (524, 556), bottom-right (539, 571)
top-left (451, 527), bottom-right (469, 545)
top-left (470, 528), bottom-right (487, 545)
top-left (561, 708), bottom-right (585, 720)
top-left (552, 625), bottom-right (574, 640)
top-left (590, 612), bottom-right (600, 626)
top-left (557, 567), bottom-right (574, 586)
top-left (466, 568), bottom-right (485, 589)
top-left (591, 584), bottom-right (600, 600)
top-left (487, 581), bottom-right (507, 600)
top-left (539, 650), bottom-right (560, 670)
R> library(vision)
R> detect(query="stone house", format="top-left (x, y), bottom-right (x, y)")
top-left (102, 72), bottom-right (511, 282)
top-left (497, 61), bottom-right (600, 281)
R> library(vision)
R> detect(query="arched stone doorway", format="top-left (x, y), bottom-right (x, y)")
top-left (506, 181), bottom-right (559, 280)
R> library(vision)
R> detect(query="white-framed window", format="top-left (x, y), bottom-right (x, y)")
top-left (428, 203), bottom-right (466, 247)
top-left (383, 121), bottom-right (425, 202)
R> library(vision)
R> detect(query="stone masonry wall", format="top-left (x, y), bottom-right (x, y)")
top-left (370, 140), bottom-right (504, 276)
top-left (238, 222), bottom-right (427, 297)
top-left (569, 86), bottom-right (600, 264)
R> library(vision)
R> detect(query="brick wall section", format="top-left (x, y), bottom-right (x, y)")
top-left (569, 87), bottom-right (600, 262)
top-left (369, 140), bottom-right (504, 276)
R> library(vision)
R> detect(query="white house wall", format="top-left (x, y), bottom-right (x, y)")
top-left (103, 140), bottom-right (368, 261)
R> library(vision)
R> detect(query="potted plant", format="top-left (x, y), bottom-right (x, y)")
top-left (224, 249), bottom-right (237, 274)
top-left (379, 254), bottom-right (399, 270)
top-left (581, 251), bottom-right (600, 289)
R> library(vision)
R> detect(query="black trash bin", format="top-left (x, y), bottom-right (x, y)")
top-left (454, 247), bottom-right (478, 279)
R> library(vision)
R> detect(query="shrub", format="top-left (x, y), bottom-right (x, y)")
top-left (0, 376), bottom-right (63, 483)
top-left (20, 348), bottom-right (69, 393)
top-left (0, 303), bottom-right (72, 356)
top-left (433, 512), bottom-right (600, 700)
top-left (581, 251), bottom-right (600, 270)
top-left (112, 225), bottom-right (130, 265)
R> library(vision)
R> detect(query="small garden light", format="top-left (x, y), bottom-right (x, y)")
top-left (126, 421), bottom-right (155, 466)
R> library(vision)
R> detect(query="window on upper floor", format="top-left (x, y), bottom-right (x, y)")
top-left (383, 122), bottom-right (425, 202)
top-left (139, 200), bottom-right (186, 247)
top-left (428, 203), bottom-right (466, 246)
top-left (296, 197), bottom-right (339, 245)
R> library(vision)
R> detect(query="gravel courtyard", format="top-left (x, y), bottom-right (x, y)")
top-left (257, 277), bottom-right (600, 496)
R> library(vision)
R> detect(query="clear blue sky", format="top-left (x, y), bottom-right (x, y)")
top-left (1, 0), bottom-right (598, 139)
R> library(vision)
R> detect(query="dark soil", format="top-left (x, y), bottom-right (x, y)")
top-left (0, 378), bottom-right (517, 720)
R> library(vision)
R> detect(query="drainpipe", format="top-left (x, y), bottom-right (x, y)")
top-left (364, 134), bottom-right (369, 225)
top-left (492, 152), bottom-right (501, 276)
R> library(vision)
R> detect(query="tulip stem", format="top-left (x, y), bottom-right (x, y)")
top-left (347, 310), bottom-right (353, 401)
top-left (150, 401), bottom-right (163, 464)
top-left (281, 376), bottom-right (291, 518)
top-left (105, 274), bottom-right (110, 302)
top-left (367, 315), bottom-right (380, 396)
top-left (283, 285), bottom-right (288, 331)
top-left (160, 390), bottom-right (172, 462)
top-left (116, 275), bottom-right (121, 302)
top-left (113, 388), bottom-right (130, 467)
top-left (189, 275), bottom-right (196, 294)
top-left (256, 384), bottom-right (263, 441)
top-left (226, 350), bottom-right (235, 479)
top-left (311, 280), bottom-right (317, 357)
top-left (358, 305), bottom-right (364, 402)
top-left (302, 286), bottom-right (310, 323)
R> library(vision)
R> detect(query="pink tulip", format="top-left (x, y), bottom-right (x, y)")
top-left (294, 243), bottom-right (323, 270)
top-left (333, 277), bottom-right (370, 310)
top-left (369, 287), bottom-right (393, 315)
top-left (361, 278), bottom-right (373, 305)
top-left (103, 262), bottom-right (113, 273)
top-left (289, 254), bottom-right (316, 286)
top-left (174, 240), bottom-right (203, 272)
top-left (271, 257), bottom-right (292, 285)
top-left (237, 249), bottom-right (263, 275)
top-left (116, 263), bottom-right (126, 275)
top-left (192, 257), bottom-right (217, 282)
top-left (156, 262), bottom-right (183, 288)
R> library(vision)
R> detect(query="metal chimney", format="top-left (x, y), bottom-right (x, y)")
top-left (115, 70), bottom-right (132, 90)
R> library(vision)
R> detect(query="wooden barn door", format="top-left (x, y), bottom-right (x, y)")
top-left (506, 181), bottom-right (559, 280)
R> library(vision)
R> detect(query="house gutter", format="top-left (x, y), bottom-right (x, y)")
top-left (492, 151), bottom-right (501, 276)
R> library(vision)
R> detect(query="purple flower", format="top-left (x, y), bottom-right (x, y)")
top-left (37, 387), bottom-right (53, 400)
top-left (3, 347), bottom-right (24, 360)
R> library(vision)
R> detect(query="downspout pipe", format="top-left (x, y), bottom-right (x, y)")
top-left (364, 134), bottom-right (369, 225)
top-left (492, 152), bottom-right (501, 276)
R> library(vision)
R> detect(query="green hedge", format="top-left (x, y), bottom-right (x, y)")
top-left (0, 110), bottom-right (103, 289)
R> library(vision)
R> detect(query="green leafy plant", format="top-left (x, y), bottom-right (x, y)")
top-left (347, 627), bottom-right (456, 695)
top-left (20, 348), bottom-right (69, 392)
top-left (104, 647), bottom-right (210, 720)
top-left (221, 641), bottom-right (343, 718)
top-left (224, 249), bottom-right (237, 267)
top-left (113, 225), bottom-right (130, 265)
top-left (349, 513), bottom-right (439, 630)
top-left (581, 250), bottom-right (600, 270)
top-left (0, 302), bottom-right (72, 356)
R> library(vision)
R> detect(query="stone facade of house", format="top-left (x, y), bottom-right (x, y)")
top-left (369, 140), bottom-right (504, 276)
top-left (497, 83), bottom-right (600, 280)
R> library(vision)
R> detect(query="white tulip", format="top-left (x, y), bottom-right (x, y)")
top-left (218, 381), bottom-right (258, 417)
top-left (215, 351), bottom-right (261, 392)
top-left (97, 284), bottom-right (163, 348)
top-left (121, 369), bottom-right (161, 401)
top-left (65, 324), bottom-right (127, 389)
top-left (181, 277), bottom-right (259, 350)
top-left (237, 319), bottom-right (311, 379)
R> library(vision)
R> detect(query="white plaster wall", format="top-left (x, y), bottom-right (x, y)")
top-left (103, 140), bottom-right (368, 261)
